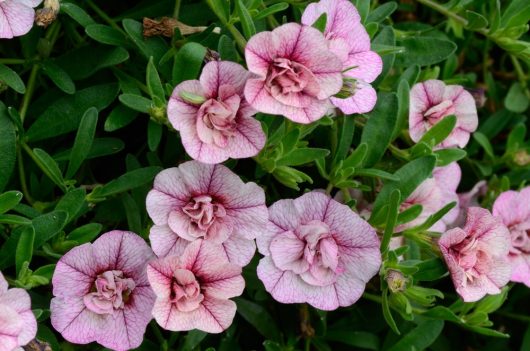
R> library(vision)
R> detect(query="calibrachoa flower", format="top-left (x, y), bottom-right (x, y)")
top-left (51, 231), bottom-right (155, 351)
top-left (168, 60), bottom-right (266, 164)
top-left (146, 161), bottom-right (268, 266)
top-left (301, 0), bottom-right (383, 114)
top-left (147, 240), bottom-right (244, 333)
top-left (0, 0), bottom-right (41, 39)
top-left (493, 187), bottom-right (530, 286)
top-left (256, 191), bottom-right (381, 310)
top-left (438, 207), bottom-right (511, 302)
top-left (397, 162), bottom-right (461, 232)
top-left (409, 79), bottom-right (478, 148)
top-left (0, 271), bottom-right (37, 351)
top-left (244, 22), bottom-right (343, 124)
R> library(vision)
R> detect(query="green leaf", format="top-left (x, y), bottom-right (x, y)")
top-left (473, 132), bottom-right (495, 158)
top-left (55, 46), bottom-right (129, 80)
top-left (367, 2), bottom-right (398, 23)
top-left (521, 324), bottom-right (530, 351)
top-left (277, 148), bottom-right (330, 166)
top-left (67, 223), bottom-right (102, 244)
top-left (90, 167), bottom-right (162, 199)
top-left (33, 264), bottom-right (56, 280)
top-left (60, 3), bottom-right (96, 27)
top-left (55, 188), bottom-right (87, 224)
top-left (343, 143), bottom-right (368, 169)
top-left (397, 204), bottom-right (422, 225)
top-left (360, 92), bottom-right (398, 167)
top-left (422, 306), bottom-right (463, 323)
top-left (148, 120), bottom-right (163, 152)
top-left (312, 13), bottom-right (327, 33)
top-left (406, 202), bottom-right (456, 233)
top-left (26, 84), bottom-right (118, 142)
top-left (236, 0), bottom-right (257, 39)
top-left (86, 24), bottom-right (128, 46)
top-left (0, 63), bottom-right (25, 94)
top-left (104, 105), bottom-right (139, 132)
top-left (16, 226), bottom-right (35, 275)
top-left (32, 211), bottom-right (68, 248)
top-left (465, 10), bottom-right (488, 30)
top-left (218, 35), bottom-right (239, 61)
top-left (382, 288), bottom-right (400, 334)
top-left (387, 320), bottom-right (444, 351)
top-left (501, 0), bottom-right (530, 28)
top-left (380, 190), bottom-right (401, 253)
top-left (147, 56), bottom-right (166, 104)
top-left (415, 115), bottom-right (457, 147)
top-left (325, 330), bottom-right (379, 350)
top-left (413, 258), bottom-right (447, 281)
top-left (234, 298), bottom-right (281, 341)
top-left (173, 42), bottom-right (207, 84)
top-left (464, 325), bottom-right (509, 338)
top-left (280, 128), bottom-right (300, 155)
top-left (0, 191), bottom-right (23, 214)
top-left (434, 148), bottom-right (467, 166)
top-left (506, 123), bottom-right (527, 153)
top-left (505, 82), bottom-right (529, 113)
top-left (66, 107), bottom-right (98, 178)
top-left (371, 156), bottom-right (436, 225)
top-left (0, 214), bottom-right (31, 225)
top-left (182, 330), bottom-right (208, 351)
top-left (354, 168), bottom-right (400, 181)
top-left (0, 105), bottom-right (15, 193)
top-left (54, 138), bottom-right (125, 161)
top-left (254, 3), bottom-right (289, 20)
top-left (32, 148), bottom-right (66, 192)
top-left (474, 287), bottom-right (508, 314)
top-left (41, 61), bottom-right (76, 94)
top-left (395, 37), bottom-right (457, 67)
top-left (333, 116), bottom-right (355, 166)
top-left (119, 94), bottom-right (152, 113)
top-left (122, 19), bottom-right (167, 61)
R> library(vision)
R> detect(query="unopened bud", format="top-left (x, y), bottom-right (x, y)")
top-left (514, 150), bottom-right (530, 166)
top-left (334, 78), bottom-right (358, 99)
top-left (179, 91), bottom-right (206, 105)
top-left (35, 0), bottom-right (60, 28)
top-left (143, 17), bottom-right (220, 38)
top-left (386, 269), bottom-right (408, 293)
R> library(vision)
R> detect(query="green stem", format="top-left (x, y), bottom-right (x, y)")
top-left (497, 311), bottom-right (530, 323)
top-left (325, 182), bottom-right (333, 194)
top-left (173, 0), bottom-right (182, 19)
top-left (0, 59), bottom-right (27, 65)
top-left (205, 0), bottom-right (247, 50)
top-left (17, 148), bottom-right (34, 205)
top-left (510, 55), bottom-right (530, 98)
top-left (388, 144), bottom-right (410, 161)
top-left (86, 0), bottom-right (125, 33)
top-left (19, 64), bottom-right (40, 123)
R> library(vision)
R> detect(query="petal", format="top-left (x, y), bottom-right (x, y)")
top-left (17, 309), bottom-right (37, 347)
top-left (245, 31), bottom-right (275, 77)
top-left (225, 116), bottom-right (266, 159)
top-left (222, 234), bottom-right (256, 267)
top-left (331, 83), bottom-right (377, 114)
top-left (0, 304), bottom-right (22, 351)
top-left (167, 80), bottom-right (203, 131)
top-left (510, 254), bottom-right (530, 287)
top-left (269, 231), bottom-right (307, 273)
top-left (433, 162), bottom-right (461, 193)
top-left (301, 0), bottom-right (361, 43)
top-left (147, 256), bottom-right (181, 299)
top-left (0, 2), bottom-right (35, 38)
top-left (149, 224), bottom-right (190, 258)
top-left (493, 190), bottom-right (523, 227)
top-left (179, 125), bottom-right (230, 164)
top-left (201, 263), bottom-right (245, 299)
top-left (52, 243), bottom-right (97, 298)
top-left (200, 61), bottom-right (249, 98)
top-left (0, 271), bottom-right (7, 293)
top-left (343, 51), bottom-right (383, 83)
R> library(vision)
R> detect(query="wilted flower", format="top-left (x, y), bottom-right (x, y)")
top-left (257, 191), bottom-right (381, 310)
top-left (244, 22), bottom-right (343, 124)
top-left (302, 0), bottom-right (382, 114)
top-left (146, 161), bottom-right (268, 266)
top-left (147, 240), bottom-right (244, 333)
top-left (409, 79), bottom-right (478, 148)
top-left (438, 207), bottom-right (511, 302)
top-left (0, 0), bottom-right (42, 39)
top-left (0, 271), bottom-right (37, 350)
top-left (51, 231), bottom-right (155, 351)
top-left (492, 187), bottom-right (530, 286)
top-left (168, 60), bottom-right (265, 164)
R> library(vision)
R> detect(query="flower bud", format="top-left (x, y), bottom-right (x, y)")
top-left (386, 269), bottom-right (408, 293)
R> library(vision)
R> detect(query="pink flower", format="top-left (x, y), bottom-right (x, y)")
top-left (256, 191), bottom-right (380, 310)
top-left (409, 80), bottom-right (478, 148)
top-left (147, 240), bottom-right (244, 333)
top-left (0, 0), bottom-right (41, 39)
top-left (51, 231), bottom-right (155, 351)
top-left (146, 161), bottom-right (268, 267)
top-left (452, 180), bottom-right (487, 228)
top-left (438, 207), bottom-right (511, 302)
top-left (0, 271), bottom-right (37, 351)
top-left (244, 23), bottom-right (343, 124)
top-left (398, 162), bottom-right (461, 232)
top-left (301, 0), bottom-right (382, 114)
top-left (492, 187), bottom-right (530, 286)
top-left (168, 60), bottom-right (265, 164)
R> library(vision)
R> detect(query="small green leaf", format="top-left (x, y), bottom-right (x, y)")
top-left (367, 2), bottom-right (398, 23)
top-left (355, 168), bottom-right (400, 181)
top-left (397, 204), bottom-right (422, 225)
top-left (277, 148), bottom-right (330, 166)
top-left (67, 223), bottom-right (102, 244)
top-left (416, 115), bottom-right (457, 147)
top-left (380, 190), bottom-right (401, 253)
top-left (387, 320), bottom-right (444, 351)
top-left (465, 10), bottom-right (488, 30)
top-left (60, 3), bottom-right (96, 27)
top-left (182, 330), bottom-right (207, 351)
top-left (16, 226), bottom-right (35, 276)
top-left (66, 107), bottom-right (98, 178)
top-left (32, 211), bottom-right (69, 248)
top-left (413, 258), bottom-right (447, 281)
top-left (0, 191), bottom-right (23, 214)
top-left (122, 193), bottom-right (142, 234)
top-left (33, 264), bottom-right (56, 280)
top-left (382, 288), bottom-right (400, 334)
top-left (392, 79), bottom-right (410, 140)
top-left (473, 132), bottom-right (495, 158)
top-left (333, 116), bottom-right (355, 167)
top-left (119, 94), bottom-right (152, 113)
top-left (147, 56), bottom-right (166, 104)
top-left (0, 63), bottom-right (25, 93)
top-left (173, 42), bottom-right (207, 84)
top-left (218, 35), bottom-right (239, 61)
top-left (104, 105), bottom-right (138, 132)
top-left (343, 143), bottom-right (368, 169)
top-left (0, 214), bottom-right (31, 225)
top-left (55, 188), bottom-right (87, 223)
top-left (236, 0), bottom-right (257, 39)
top-left (90, 167), bottom-right (162, 199)
top-left (312, 13), bottom-right (328, 33)
top-left (41, 60), bottom-right (76, 94)
top-left (147, 120), bottom-right (163, 152)
top-left (505, 82), bottom-right (529, 113)
top-left (395, 37), bottom-right (457, 67)
top-left (86, 24), bottom-right (128, 46)
top-left (32, 148), bottom-right (66, 192)
top-left (254, 3), bottom-right (289, 20)
top-left (234, 298), bottom-right (281, 341)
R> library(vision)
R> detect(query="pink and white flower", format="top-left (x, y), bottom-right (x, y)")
top-left (302, 0), bottom-right (382, 114)
top-left (50, 231), bottom-right (155, 351)
top-left (493, 187), bottom-right (530, 286)
top-left (168, 60), bottom-right (265, 164)
top-left (0, 271), bottom-right (37, 351)
top-left (257, 191), bottom-right (380, 310)
top-left (244, 22), bottom-right (343, 124)
top-left (0, 0), bottom-right (41, 39)
top-left (147, 240), bottom-right (244, 333)
top-left (146, 161), bottom-right (268, 267)
top-left (409, 79), bottom-right (478, 148)
top-left (438, 207), bottom-right (511, 302)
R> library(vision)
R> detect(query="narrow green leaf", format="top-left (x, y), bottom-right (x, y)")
top-left (55, 188), bottom-right (87, 223)
top-left (86, 24), bottom-right (128, 46)
top-left (355, 168), bottom-right (400, 181)
top-left (343, 143), bottom-right (368, 169)
top-left (147, 120), bottom-right (163, 152)
top-left (465, 10), bottom-right (488, 30)
top-left (91, 167), bottom-right (162, 198)
top-left (67, 223), bottom-right (103, 244)
top-left (122, 193), bottom-right (142, 234)
top-left (277, 148), bottom-right (330, 166)
top-left (119, 94), bottom-right (152, 113)
top-left (66, 107), bottom-right (98, 178)
top-left (392, 79), bottom-right (410, 140)
top-left (234, 297), bottom-right (281, 341)
top-left (0, 214), bottom-right (32, 225)
top-left (33, 264), bottom-right (56, 280)
top-left (254, 3), bottom-right (289, 20)
top-left (0, 191), bottom-right (23, 214)
top-left (41, 60), bottom-right (76, 94)
top-left (218, 35), bottom-right (239, 61)
top-left (236, 0), bottom-right (257, 39)
top-left (312, 13), bottom-right (327, 33)
top-left (416, 115), bottom-right (457, 147)
top-left (173, 42), bottom-right (207, 84)
top-left (473, 132), bottom-right (495, 158)
top-left (367, 2), bottom-right (397, 23)
top-left (333, 116), bottom-right (355, 166)
top-left (397, 204), bottom-right (422, 225)
top-left (16, 226), bottom-right (35, 275)
top-left (60, 3), bottom-right (96, 27)
top-left (382, 288), bottom-right (400, 334)
top-left (54, 138), bottom-right (125, 161)
top-left (147, 56), bottom-right (166, 103)
top-left (32, 148), bottom-right (66, 192)
top-left (505, 82), bottom-right (529, 113)
top-left (380, 190), bottom-right (401, 253)
top-left (395, 37), bottom-right (457, 67)
top-left (32, 211), bottom-right (68, 248)
top-left (387, 320), bottom-right (444, 351)
top-left (413, 258), bottom-right (447, 281)
top-left (104, 105), bottom-right (138, 132)
top-left (434, 148), bottom-right (467, 166)
top-left (55, 46), bottom-right (129, 80)
top-left (182, 330), bottom-right (208, 351)
top-left (0, 63), bottom-right (25, 93)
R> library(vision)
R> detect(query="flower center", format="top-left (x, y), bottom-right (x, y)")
top-left (452, 237), bottom-right (483, 283)
top-left (509, 226), bottom-right (530, 254)
top-left (183, 195), bottom-right (226, 239)
top-left (197, 97), bottom-right (239, 148)
top-left (170, 269), bottom-right (204, 312)
top-left (423, 100), bottom-right (455, 122)
top-left (83, 270), bottom-right (135, 315)
top-left (265, 58), bottom-right (318, 98)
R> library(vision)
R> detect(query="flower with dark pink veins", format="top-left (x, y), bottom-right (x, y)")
top-left (147, 240), bottom-right (244, 333)
top-left (493, 187), bottom-right (530, 286)
top-left (0, 271), bottom-right (37, 351)
top-left (257, 191), bottom-right (381, 310)
top-left (0, 0), bottom-right (41, 39)
top-left (168, 60), bottom-right (265, 164)
top-left (438, 207), bottom-right (511, 302)
top-left (409, 79), bottom-right (478, 148)
top-left (301, 0), bottom-right (383, 114)
top-left (146, 161), bottom-right (268, 267)
top-left (50, 231), bottom-right (155, 351)
top-left (244, 22), bottom-right (343, 124)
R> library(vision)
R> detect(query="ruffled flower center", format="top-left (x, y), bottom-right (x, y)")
top-left (170, 268), bottom-right (204, 312)
top-left (84, 270), bottom-right (136, 315)
top-left (509, 225), bottom-right (530, 254)
top-left (183, 195), bottom-right (226, 239)
top-left (424, 100), bottom-right (455, 122)
top-left (197, 96), bottom-right (239, 148)
top-left (452, 237), bottom-right (485, 283)
top-left (266, 58), bottom-right (319, 98)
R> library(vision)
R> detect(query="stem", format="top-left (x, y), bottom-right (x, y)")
top-left (325, 182), bottom-right (333, 194)
top-left (510, 55), bottom-right (530, 98)
top-left (17, 148), bottom-right (34, 205)
top-left (388, 144), bottom-right (410, 161)
top-left (173, 0), bottom-right (182, 19)
top-left (19, 65), bottom-right (39, 123)
top-left (205, 0), bottom-right (247, 50)
top-left (0, 59), bottom-right (27, 65)
top-left (86, 0), bottom-right (124, 33)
